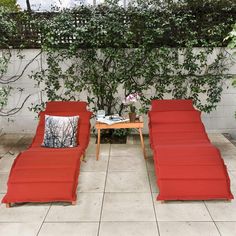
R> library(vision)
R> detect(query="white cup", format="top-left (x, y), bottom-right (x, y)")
top-left (97, 110), bottom-right (105, 119)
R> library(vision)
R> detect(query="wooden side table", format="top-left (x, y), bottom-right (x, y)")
top-left (95, 117), bottom-right (147, 160)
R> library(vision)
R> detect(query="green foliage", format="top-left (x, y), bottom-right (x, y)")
top-left (0, 7), bottom-right (17, 48)
top-left (225, 22), bottom-right (236, 118)
top-left (0, 0), bottom-right (18, 12)
top-left (0, 7), bottom-right (29, 115)
top-left (225, 23), bottom-right (236, 49)
top-left (0, 7), bottom-right (16, 111)
top-left (0, 86), bottom-right (11, 109)
top-left (27, 0), bottom-right (234, 114)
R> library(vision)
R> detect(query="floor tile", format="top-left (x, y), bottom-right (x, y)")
top-left (148, 171), bottom-right (159, 193)
top-left (222, 154), bottom-right (236, 160)
top-left (154, 200), bottom-right (212, 221)
top-left (108, 155), bottom-right (146, 172)
top-left (46, 193), bottom-right (103, 222)
top-left (225, 171), bottom-right (235, 195)
top-left (9, 137), bottom-right (32, 153)
top-left (215, 222), bottom-right (236, 236)
top-left (99, 222), bottom-right (159, 236)
top-left (0, 223), bottom-right (41, 236)
top-left (205, 200), bottom-right (236, 221)
top-left (0, 145), bottom-right (12, 156)
top-left (105, 171), bottom-right (150, 193)
top-left (78, 172), bottom-right (106, 193)
top-left (86, 144), bottom-right (110, 157)
top-left (216, 143), bottom-right (236, 156)
top-left (80, 155), bottom-right (108, 172)
top-left (19, 135), bottom-right (34, 145)
top-left (38, 223), bottom-right (99, 236)
top-left (159, 221), bottom-right (220, 236)
top-left (101, 193), bottom-right (155, 221)
top-left (0, 195), bottom-right (50, 222)
top-left (0, 154), bottom-right (16, 172)
top-left (225, 159), bottom-right (236, 171)
top-left (145, 148), bottom-right (153, 159)
top-left (208, 133), bottom-right (231, 143)
top-left (0, 133), bottom-right (236, 236)
top-left (0, 134), bottom-right (23, 147)
top-left (0, 173), bottom-right (8, 193)
top-left (230, 171), bottom-right (236, 185)
top-left (110, 144), bottom-right (143, 158)
top-left (126, 135), bottom-right (150, 145)
top-left (146, 157), bottom-right (155, 172)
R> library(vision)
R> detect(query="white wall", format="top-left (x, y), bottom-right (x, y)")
top-left (1, 49), bottom-right (236, 137)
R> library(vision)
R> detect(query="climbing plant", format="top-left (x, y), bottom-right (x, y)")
top-left (29, 0), bottom-right (236, 115)
top-left (225, 23), bottom-right (236, 50)
top-left (0, 7), bottom-right (37, 116)
top-left (225, 22), bottom-right (236, 117)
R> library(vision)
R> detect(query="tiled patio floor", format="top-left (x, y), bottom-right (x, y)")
top-left (0, 133), bottom-right (236, 236)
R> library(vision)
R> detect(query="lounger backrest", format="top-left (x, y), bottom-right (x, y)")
top-left (45, 101), bottom-right (88, 112)
top-left (151, 99), bottom-right (195, 111)
top-left (149, 110), bottom-right (202, 124)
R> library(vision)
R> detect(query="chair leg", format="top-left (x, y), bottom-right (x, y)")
top-left (81, 152), bottom-right (86, 162)
top-left (71, 201), bottom-right (76, 205)
top-left (6, 203), bottom-right (11, 208)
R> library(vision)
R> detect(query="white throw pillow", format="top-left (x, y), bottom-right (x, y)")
top-left (42, 115), bottom-right (79, 148)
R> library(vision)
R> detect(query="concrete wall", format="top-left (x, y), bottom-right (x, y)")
top-left (1, 49), bottom-right (236, 137)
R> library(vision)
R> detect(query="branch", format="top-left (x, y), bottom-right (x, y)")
top-left (0, 51), bottom-right (42, 84)
top-left (0, 94), bottom-right (31, 116)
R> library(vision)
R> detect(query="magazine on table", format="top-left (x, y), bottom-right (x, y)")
top-left (96, 115), bottom-right (130, 125)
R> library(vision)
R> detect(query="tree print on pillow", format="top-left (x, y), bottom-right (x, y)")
top-left (42, 115), bottom-right (79, 148)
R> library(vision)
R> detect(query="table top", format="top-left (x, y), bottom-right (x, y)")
top-left (95, 116), bottom-right (144, 129)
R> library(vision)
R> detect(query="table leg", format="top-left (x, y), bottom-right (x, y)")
top-left (96, 128), bottom-right (101, 161)
top-left (139, 128), bottom-right (147, 159)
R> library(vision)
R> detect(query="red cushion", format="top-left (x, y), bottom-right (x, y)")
top-left (2, 149), bottom-right (81, 203)
top-left (150, 132), bottom-right (209, 145)
top-left (149, 110), bottom-right (202, 124)
top-left (149, 99), bottom-right (234, 200)
top-left (157, 180), bottom-right (232, 200)
top-left (149, 123), bottom-right (205, 133)
top-left (151, 99), bottom-right (195, 111)
top-left (2, 102), bottom-right (92, 204)
top-left (4, 183), bottom-right (77, 202)
top-left (157, 165), bottom-right (227, 179)
top-left (45, 101), bottom-right (88, 112)
top-left (13, 149), bottom-right (82, 169)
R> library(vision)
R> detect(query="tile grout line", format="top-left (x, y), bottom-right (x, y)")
top-left (145, 148), bottom-right (161, 236)
top-left (203, 201), bottom-right (222, 236)
top-left (97, 143), bottom-right (111, 236)
top-left (36, 204), bottom-right (52, 236)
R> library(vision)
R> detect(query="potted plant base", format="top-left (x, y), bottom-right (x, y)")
top-left (129, 112), bottom-right (136, 122)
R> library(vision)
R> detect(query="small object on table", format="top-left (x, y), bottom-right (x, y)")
top-left (97, 110), bottom-right (106, 119)
top-left (97, 115), bottom-right (129, 125)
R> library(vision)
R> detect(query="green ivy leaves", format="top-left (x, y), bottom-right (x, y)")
top-left (26, 0), bottom-right (235, 114)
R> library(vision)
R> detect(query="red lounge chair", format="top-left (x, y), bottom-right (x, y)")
top-left (149, 99), bottom-right (233, 201)
top-left (2, 101), bottom-right (92, 207)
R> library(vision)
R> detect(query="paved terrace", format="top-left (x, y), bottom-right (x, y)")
top-left (0, 133), bottom-right (236, 236)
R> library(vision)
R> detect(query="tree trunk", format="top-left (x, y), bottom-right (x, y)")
top-left (26, 0), bottom-right (31, 12)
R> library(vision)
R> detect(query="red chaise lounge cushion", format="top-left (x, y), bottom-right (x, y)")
top-left (149, 99), bottom-right (233, 200)
top-left (2, 101), bottom-right (92, 204)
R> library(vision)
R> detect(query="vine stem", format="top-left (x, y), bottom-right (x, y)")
top-left (0, 94), bottom-right (31, 116)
